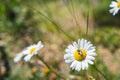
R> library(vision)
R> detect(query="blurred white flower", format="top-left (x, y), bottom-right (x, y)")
top-left (64, 39), bottom-right (96, 71)
top-left (14, 41), bottom-right (44, 62)
top-left (109, 0), bottom-right (120, 15)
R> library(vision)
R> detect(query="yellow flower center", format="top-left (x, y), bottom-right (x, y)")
top-left (31, 67), bottom-right (37, 74)
top-left (30, 48), bottom-right (36, 54)
top-left (74, 49), bottom-right (86, 61)
top-left (42, 68), bottom-right (50, 73)
top-left (117, 2), bottom-right (120, 8)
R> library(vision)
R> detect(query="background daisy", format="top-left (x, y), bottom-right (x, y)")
top-left (109, 0), bottom-right (120, 15)
top-left (13, 41), bottom-right (44, 62)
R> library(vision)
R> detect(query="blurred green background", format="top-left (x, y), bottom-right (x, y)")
top-left (0, 0), bottom-right (120, 80)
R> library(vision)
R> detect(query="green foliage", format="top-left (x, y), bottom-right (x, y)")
top-left (95, 27), bottom-right (120, 52)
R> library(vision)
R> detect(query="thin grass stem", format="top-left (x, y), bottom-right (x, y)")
top-left (92, 65), bottom-right (109, 80)
top-left (27, 5), bottom-right (75, 41)
top-left (86, 9), bottom-right (89, 38)
top-left (63, 0), bottom-right (81, 37)
top-left (86, 0), bottom-right (91, 38)
top-left (36, 55), bottom-right (65, 79)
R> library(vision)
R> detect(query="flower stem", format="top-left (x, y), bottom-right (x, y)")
top-left (86, 0), bottom-right (90, 38)
top-left (92, 65), bottom-right (109, 80)
top-left (86, 9), bottom-right (89, 38)
top-left (36, 55), bottom-right (65, 79)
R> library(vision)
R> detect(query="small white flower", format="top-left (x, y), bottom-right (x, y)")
top-left (13, 41), bottom-right (44, 62)
top-left (109, 0), bottom-right (120, 16)
top-left (64, 39), bottom-right (96, 71)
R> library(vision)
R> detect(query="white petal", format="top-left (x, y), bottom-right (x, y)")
top-left (70, 61), bottom-right (77, 70)
top-left (34, 51), bottom-right (38, 55)
top-left (64, 54), bottom-right (69, 59)
top-left (78, 39), bottom-right (81, 48)
top-left (83, 40), bottom-right (87, 49)
top-left (86, 60), bottom-right (94, 65)
top-left (65, 49), bottom-right (72, 54)
top-left (85, 44), bottom-right (93, 51)
top-left (87, 52), bottom-right (96, 56)
top-left (24, 55), bottom-right (33, 62)
top-left (22, 49), bottom-right (28, 55)
top-left (65, 59), bottom-right (74, 63)
top-left (86, 56), bottom-right (95, 60)
top-left (87, 48), bottom-right (95, 53)
top-left (87, 47), bottom-right (95, 52)
top-left (110, 1), bottom-right (117, 7)
top-left (72, 42), bottom-right (78, 50)
top-left (27, 45), bottom-right (36, 50)
top-left (113, 8), bottom-right (119, 15)
top-left (84, 42), bottom-right (91, 49)
top-left (81, 61), bottom-right (86, 70)
top-left (13, 53), bottom-right (24, 63)
top-left (64, 54), bottom-right (72, 59)
top-left (109, 6), bottom-right (120, 16)
top-left (110, 8), bottom-right (116, 13)
top-left (64, 54), bottom-right (74, 63)
top-left (75, 62), bottom-right (82, 71)
top-left (67, 45), bottom-right (76, 53)
top-left (80, 39), bottom-right (84, 48)
top-left (84, 60), bottom-right (89, 70)
top-left (81, 60), bottom-right (88, 70)
top-left (36, 41), bottom-right (44, 50)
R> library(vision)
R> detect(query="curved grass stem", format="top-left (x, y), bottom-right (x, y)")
top-left (63, 0), bottom-right (81, 38)
top-left (36, 55), bottom-right (65, 79)
top-left (27, 5), bottom-right (75, 41)
top-left (92, 65), bottom-right (109, 80)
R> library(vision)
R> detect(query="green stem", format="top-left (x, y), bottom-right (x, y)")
top-left (36, 55), bottom-right (65, 79)
top-left (86, 0), bottom-right (90, 38)
top-left (27, 5), bottom-right (75, 41)
top-left (86, 9), bottom-right (89, 38)
top-left (92, 65), bottom-right (109, 80)
top-left (63, 0), bottom-right (81, 38)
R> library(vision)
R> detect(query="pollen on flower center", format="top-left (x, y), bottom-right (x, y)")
top-left (30, 48), bottom-right (36, 54)
top-left (74, 49), bottom-right (86, 61)
top-left (117, 2), bottom-right (120, 7)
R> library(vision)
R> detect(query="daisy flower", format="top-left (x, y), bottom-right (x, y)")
top-left (109, 0), bottom-right (120, 16)
top-left (14, 41), bottom-right (44, 62)
top-left (64, 39), bottom-right (96, 71)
